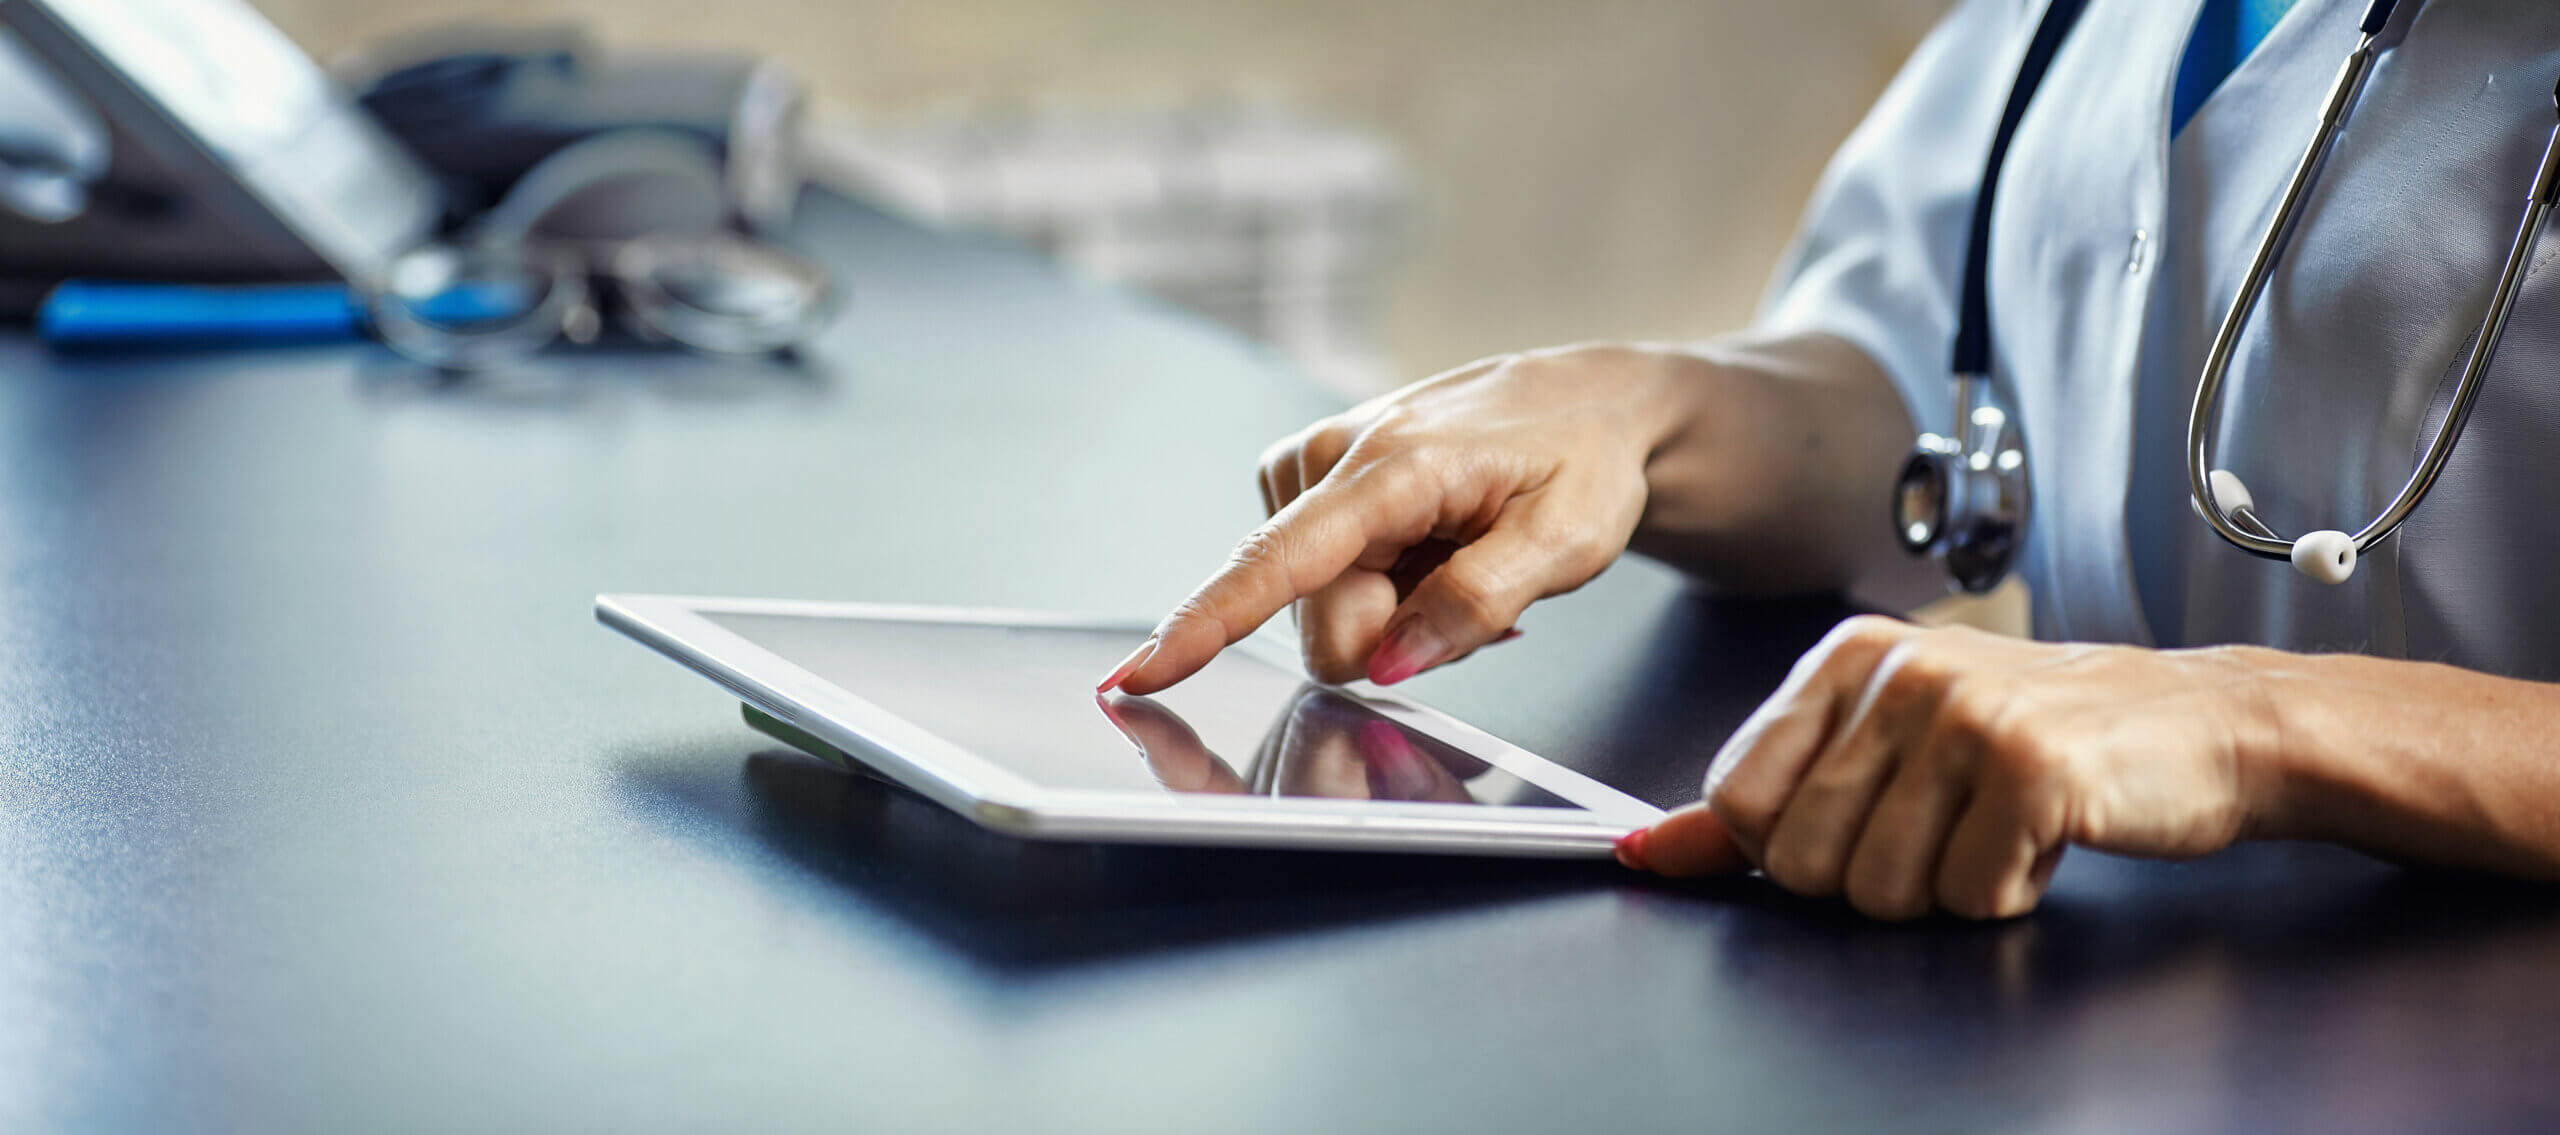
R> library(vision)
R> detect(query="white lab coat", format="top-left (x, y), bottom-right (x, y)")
top-left (1759, 0), bottom-right (2560, 678)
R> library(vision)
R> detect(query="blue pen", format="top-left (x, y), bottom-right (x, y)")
top-left (36, 279), bottom-right (531, 350)
top-left (38, 280), bottom-right (363, 347)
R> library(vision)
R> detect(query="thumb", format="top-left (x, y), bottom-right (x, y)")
top-left (1626, 803), bottom-right (1753, 877)
top-left (1367, 498), bottom-right (1615, 686)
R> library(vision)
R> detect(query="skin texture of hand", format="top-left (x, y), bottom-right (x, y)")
top-left (1622, 616), bottom-right (2286, 920)
top-left (1626, 615), bottom-right (2560, 920)
top-left (1098, 333), bottom-right (1929, 696)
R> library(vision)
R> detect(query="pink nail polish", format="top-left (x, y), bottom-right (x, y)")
top-left (1097, 637), bottom-right (1159, 692)
top-left (1367, 619), bottom-right (1451, 686)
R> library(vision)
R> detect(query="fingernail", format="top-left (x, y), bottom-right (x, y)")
top-left (1098, 636), bottom-right (1159, 692)
top-left (1367, 619), bottom-right (1452, 686)
top-left (1492, 628), bottom-right (1524, 645)
top-left (1614, 828), bottom-right (1651, 871)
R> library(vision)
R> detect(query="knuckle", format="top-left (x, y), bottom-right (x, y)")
top-left (1345, 447), bottom-right (1429, 501)
top-left (1932, 676), bottom-right (2013, 749)
top-left (1257, 435), bottom-right (1302, 475)
top-left (1431, 561), bottom-right (1518, 634)
top-left (1227, 523), bottom-right (1291, 570)
top-left (1793, 755), bottom-right (1871, 801)
top-left (1305, 420), bottom-right (1358, 462)
top-left (1184, 529), bottom-right (1297, 635)
top-left (1979, 721), bottom-right (2064, 786)
top-left (1708, 782), bottom-right (1781, 847)
top-left (1166, 591), bottom-right (1232, 641)
top-left (1830, 614), bottom-right (1908, 653)
top-left (1473, 349), bottom-right (1534, 378)
top-left (1809, 616), bottom-right (1915, 679)
top-left (1534, 521), bottom-right (1619, 579)
top-left (1874, 644), bottom-right (1956, 708)
top-left (1762, 836), bottom-right (1843, 898)
top-left (1358, 405), bottom-right (1425, 449)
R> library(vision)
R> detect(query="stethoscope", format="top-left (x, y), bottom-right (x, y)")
top-left (1894, 0), bottom-right (2560, 593)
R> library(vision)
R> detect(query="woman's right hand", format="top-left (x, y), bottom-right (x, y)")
top-left (1102, 342), bottom-right (1717, 695)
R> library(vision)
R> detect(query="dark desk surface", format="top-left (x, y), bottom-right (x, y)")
top-left (5, 196), bottom-right (2557, 1134)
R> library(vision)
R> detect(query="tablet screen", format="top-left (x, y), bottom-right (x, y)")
top-left (705, 612), bottom-right (1579, 809)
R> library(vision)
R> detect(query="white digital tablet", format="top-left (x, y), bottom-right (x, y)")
top-left (597, 595), bottom-right (1661, 857)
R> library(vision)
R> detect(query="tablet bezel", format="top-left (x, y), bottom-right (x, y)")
top-left (596, 594), bottom-right (1664, 857)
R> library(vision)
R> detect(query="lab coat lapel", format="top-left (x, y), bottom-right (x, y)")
top-left (1990, 0), bottom-right (2192, 644)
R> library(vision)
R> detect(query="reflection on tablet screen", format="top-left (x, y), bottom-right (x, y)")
top-left (1104, 687), bottom-right (1504, 804)
top-left (703, 613), bottom-right (1578, 809)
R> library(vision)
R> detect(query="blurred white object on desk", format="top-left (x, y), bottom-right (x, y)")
top-left (809, 98), bottom-right (1406, 396)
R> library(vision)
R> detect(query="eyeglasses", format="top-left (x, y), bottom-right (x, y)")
top-left (363, 230), bottom-right (838, 371)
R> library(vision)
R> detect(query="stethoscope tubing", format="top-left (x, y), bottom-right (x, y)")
top-left (1906, 0), bottom-right (2560, 590)
top-left (2190, 21), bottom-right (2560, 564)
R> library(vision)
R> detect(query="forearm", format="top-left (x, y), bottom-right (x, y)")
top-left (1626, 330), bottom-right (1937, 605)
top-left (2254, 651), bottom-right (2560, 878)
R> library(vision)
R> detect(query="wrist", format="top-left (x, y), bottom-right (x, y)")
top-left (1510, 340), bottom-right (1723, 456)
top-left (2210, 648), bottom-right (2560, 878)
top-left (2226, 648), bottom-right (2444, 847)
top-left (2209, 645), bottom-right (2327, 842)
top-left (1600, 341), bottom-right (1768, 533)
top-left (1618, 333), bottom-right (1917, 594)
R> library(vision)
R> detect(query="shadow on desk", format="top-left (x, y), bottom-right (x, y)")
top-left (621, 733), bottom-right (2560, 1030)
top-left (618, 747), bottom-right (1624, 973)
top-left (1646, 851), bottom-right (2560, 1125)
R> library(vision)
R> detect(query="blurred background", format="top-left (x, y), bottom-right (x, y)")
top-left (244, 0), bottom-right (1951, 396)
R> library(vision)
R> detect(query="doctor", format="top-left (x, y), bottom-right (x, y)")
top-left (1100, 0), bottom-right (2560, 919)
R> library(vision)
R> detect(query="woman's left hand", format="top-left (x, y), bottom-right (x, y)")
top-left (1625, 615), bottom-right (2293, 920)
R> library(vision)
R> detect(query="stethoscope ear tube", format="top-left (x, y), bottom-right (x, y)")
top-left (2360, 0), bottom-right (2399, 36)
top-left (1903, 0), bottom-right (2552, 594)
top-left (2536, 75), bottom-right (2560, 206)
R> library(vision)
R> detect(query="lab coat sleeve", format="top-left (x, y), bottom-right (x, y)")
top-left (1752, 0), bottom-right (2033, 437)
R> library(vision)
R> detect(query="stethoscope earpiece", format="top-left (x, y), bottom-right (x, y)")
top-left (2192, 470), bottom-right (2360, 583)
top-left (2184, 16), bottom-right (2560, 588)
top-left (2290, 531), bottom-right (2358, 585)
top-left (2204, 468), bottom-right (2254, 517)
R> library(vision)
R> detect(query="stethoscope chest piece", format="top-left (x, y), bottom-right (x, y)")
top-left (1896, 384), bottom-right (2029, 594)
top-left (1895, 0), bottom-right (2088, 595)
